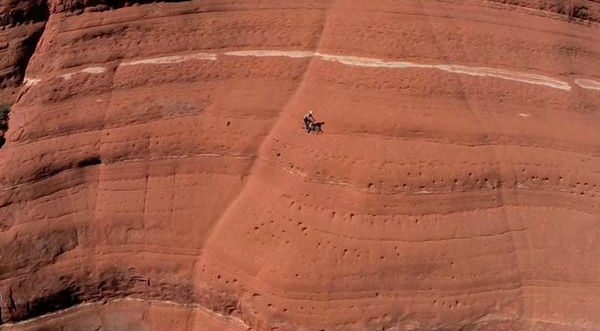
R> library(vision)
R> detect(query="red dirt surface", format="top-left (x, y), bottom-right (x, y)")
top-left (1, 0), bottom-right (600, 330)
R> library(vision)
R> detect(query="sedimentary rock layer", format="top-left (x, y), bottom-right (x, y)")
top-left (1, 0), bottom-right (600, 330)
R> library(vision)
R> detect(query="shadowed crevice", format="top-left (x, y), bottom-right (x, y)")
top-left (51, 0), bottom-right (193, 14)
top-left (0, 2), bottom-right (48, 103)
top-left (76, 156), bottom-right (102, 168)
top-left (0, 104), bottom-right (10, 150)
top-left (0, 1), bottom-right (49, 27)
top-left (15, 24), bottom-right (48, 83)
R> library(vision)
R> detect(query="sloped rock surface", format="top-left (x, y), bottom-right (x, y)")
top-left (1, 0), bottom-right (600, 330)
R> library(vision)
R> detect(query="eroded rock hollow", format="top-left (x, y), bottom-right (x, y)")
top-left (1, 0), bottom-right (600, 330)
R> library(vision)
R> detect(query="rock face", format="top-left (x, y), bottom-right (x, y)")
top-left (1, 0), bottom-right (600, 330)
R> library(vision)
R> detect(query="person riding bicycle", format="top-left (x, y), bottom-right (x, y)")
top-left (303, 110), bottom-right (315, 132)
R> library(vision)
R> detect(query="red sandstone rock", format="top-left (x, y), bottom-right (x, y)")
top-left (1, 0), bottom-right (600, 330)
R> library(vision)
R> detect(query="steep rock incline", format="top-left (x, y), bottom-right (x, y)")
top-left (0, 0), bottom-right (48, 103)
top-left (1, 0), bottom-right (600, 330)
top-left (2, 299), bottom-right (247, 331)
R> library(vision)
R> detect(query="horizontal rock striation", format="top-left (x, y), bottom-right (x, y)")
top-left (0, 0), bottom-right (600, 330)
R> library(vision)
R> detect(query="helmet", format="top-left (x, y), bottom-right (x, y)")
top-left (309, 110), bottom-right (313, 115)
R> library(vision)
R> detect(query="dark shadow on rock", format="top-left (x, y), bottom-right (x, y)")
top-left (77, 156), bottom-right (102, 168)
top-left (52, 0), bottom-right (194, 14)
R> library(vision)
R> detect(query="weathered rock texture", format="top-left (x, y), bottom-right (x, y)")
top-left (1, 0), bottom-right (600, 330)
